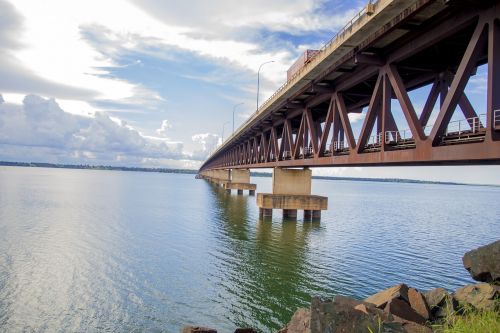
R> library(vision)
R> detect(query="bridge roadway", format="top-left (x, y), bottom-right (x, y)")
top-left (198, 0), bottom-right (500, 219)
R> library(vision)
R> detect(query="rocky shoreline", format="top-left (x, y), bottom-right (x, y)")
top-left (183, 240), bottom-right (499, 333)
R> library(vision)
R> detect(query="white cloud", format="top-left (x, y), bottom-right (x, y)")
top-left (0, 94), bottom-right (188, 165)
top-left (191, 133), bottom-right (220, 160)
top-left (156, 120), bottom-right (172, 137)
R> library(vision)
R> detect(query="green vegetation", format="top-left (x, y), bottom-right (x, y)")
top-left (433, 305), bottom-right (500, 333)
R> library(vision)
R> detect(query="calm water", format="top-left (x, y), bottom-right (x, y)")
top-left (0, 166), bottom-right (499, 332)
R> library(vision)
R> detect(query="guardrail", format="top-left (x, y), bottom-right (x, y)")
top-left (444, 114), bottom-right (486, 137)
top-left (385, 129), bottom-right (413, 144)
top-left (216, 0), bottom-right (380, 156)
top-left (255, 1), bottom-right (377, 116)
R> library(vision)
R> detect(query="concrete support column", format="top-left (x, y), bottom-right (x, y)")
top-left (256, 167), bottom-right (327, 222)
top-left (224, 168), bottom-right (256, 195)
top-left (214, 169), bottom-right (230, 182)
top-left (232, 169), bottom-right (250, 183)
top-left (272, 167), bottom-right (311, 195)
top-left (283, 209), bottom-right (298, 219)
top-left (259, 208), bottom-right (273, 218)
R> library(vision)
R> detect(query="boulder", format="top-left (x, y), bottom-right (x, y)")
top-left (454, 283), bottom-right (500, 311)
top-left (234, 329), bottom-right (257, 333)
top-left (182, 326), bottom-right (217, 333)
top-left (278, 308), bottom-right (310, 333)
top-left (462, 240), bottom-right (500, 283)
top-left (365, 284), bottom-right (410, 308)
top-left (384, 298), bottom-right (426, 325)
top-left (407, 288), bottom-right (430, 320)
top-left (422, 288), bottom-right (457, 319)
top-left (310, 295), bottom-right (407, 333)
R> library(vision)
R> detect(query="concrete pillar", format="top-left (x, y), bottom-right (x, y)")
top-left (232, 169), bottom-right (250, 183)
top-left (272, 167), bottom-right (311, 195)
top-left (256, 167), bottom-right (327, 222)
top-left (259, 208), bottom-right (273, 218)
top-left (214, 169), bottom-right (230, 181)
top-left (283, 209), bottom-right (298, 219)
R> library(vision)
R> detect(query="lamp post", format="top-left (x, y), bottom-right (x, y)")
top-left (256, 60), bottom-right (275, 111)
top-left (232, 102), bottom-right (244, 134)
top-left (221, 121), bottom-right (229, 144)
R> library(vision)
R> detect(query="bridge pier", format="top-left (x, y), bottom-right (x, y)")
top-left (222, 169), bottom-right (257, 195)
top-left (201, 169), bottom-right (230, 187)
top-left (257, 168), bottom-right (328, 220)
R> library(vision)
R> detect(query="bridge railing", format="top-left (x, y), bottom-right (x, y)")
top-left (255, 0), bottom-right (378, 115)
top-left (495, 109), bottom-right (500, 129)
top-left (218, 0), bottom-right (380, 156)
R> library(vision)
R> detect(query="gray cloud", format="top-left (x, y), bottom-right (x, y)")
top-left (0, 0), bottom-right (23, 49)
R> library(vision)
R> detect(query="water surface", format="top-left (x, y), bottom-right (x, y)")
top-left (0, 166), bottom-right (498, 332)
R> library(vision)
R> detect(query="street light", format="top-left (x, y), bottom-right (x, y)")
top-left (232, 102), bottom-right (244, 134)
top-left (221, 121), bottom-right (230, 144)
top-left (256, 60), bottom-right (275, 111)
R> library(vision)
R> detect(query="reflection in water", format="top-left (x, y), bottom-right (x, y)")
top-left (208, 183), bottom-right (322, 331)
top-left (1, 167), bottom-right (499, 332)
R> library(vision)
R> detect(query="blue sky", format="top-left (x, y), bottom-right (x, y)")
top-left (0, 0), bottom-right (499, 184)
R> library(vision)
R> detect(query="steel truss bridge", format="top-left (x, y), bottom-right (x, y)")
top-left (199, 0), bottom-right (500, 172)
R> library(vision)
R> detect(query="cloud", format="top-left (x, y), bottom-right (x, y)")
top-left (156, 119), bottom-right (172, 137)
top-left (191, 133), bottom-right (220, 160)
top-left (0, 94), bottom-right (188, 166)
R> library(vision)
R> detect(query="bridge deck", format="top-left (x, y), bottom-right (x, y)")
top-left (201, 0), bottom-right (500, 171)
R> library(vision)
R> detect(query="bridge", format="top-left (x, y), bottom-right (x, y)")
top-left (198, 0), bottom-right (500, 220)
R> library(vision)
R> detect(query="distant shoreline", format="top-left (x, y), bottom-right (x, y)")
top-left (0, 161), bottom-right (497, 187)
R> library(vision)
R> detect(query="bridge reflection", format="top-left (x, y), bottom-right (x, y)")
top-left (206, 183), bottom-right (325, 331)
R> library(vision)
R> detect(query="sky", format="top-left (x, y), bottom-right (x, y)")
top-left (0, 0), bottom-right (499, 184)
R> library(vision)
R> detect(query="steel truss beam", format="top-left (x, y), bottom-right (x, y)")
top-left (202, 2), bottom-right (500, 171)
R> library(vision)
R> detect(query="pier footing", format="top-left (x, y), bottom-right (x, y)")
top-left (256, 193), bottom-right (327, 220)
top-left (223, 182), bottom-right (257, 195)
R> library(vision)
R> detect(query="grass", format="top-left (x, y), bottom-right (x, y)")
top-left (433, 303), bottom-right (500, 333)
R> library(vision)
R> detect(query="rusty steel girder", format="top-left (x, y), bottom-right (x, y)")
top-left (200, 0), bottom-right (500, 171)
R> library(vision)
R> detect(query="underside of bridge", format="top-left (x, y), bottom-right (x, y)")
top-left (198, 0), bottom-right (500, 220)
top-left (200, 0), bottom-right (500, 171)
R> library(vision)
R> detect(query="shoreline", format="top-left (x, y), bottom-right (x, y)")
top-left (1, 161), bottom-right (498, 188)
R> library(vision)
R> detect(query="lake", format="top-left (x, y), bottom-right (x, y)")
top-left (0, 166), bottom-right (498, 332)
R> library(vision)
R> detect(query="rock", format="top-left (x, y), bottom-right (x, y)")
top-left (462, 240), bottom-right (500, 283)
top-left (422, 288), bottom-right (457, 319)
top-left (384, 298), bottom-right (426, 325)
top-left (310, 295), bottom-right (407, 333)
top-left (454, 283), bottom-right (500, 310)
top-left (181, 326), bottom-right (217, 333)
top-left (407, 288), bottom-right (430, 320)
top-left (400, 322), bottom-right (433, 333)
top-left (279, 308), bottom-right (310, 333)
top-left (234, 329), bottom-right (256, 333)
top-left (365, 284), bottom-right (409, 308)
top-left (422, 288), bottom-right (447, 310)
